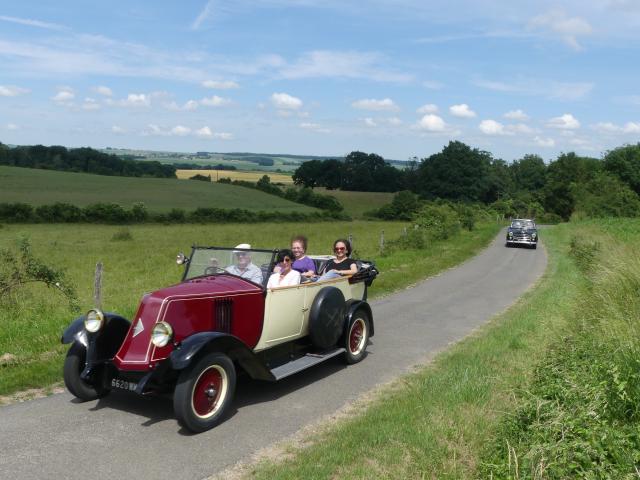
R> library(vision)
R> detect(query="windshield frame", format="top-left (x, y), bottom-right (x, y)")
top-left (182, 246), bottom-right (278, 288)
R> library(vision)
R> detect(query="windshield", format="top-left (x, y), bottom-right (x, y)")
top-left (184, 247), bottom-right (276, 285)
top-left (511, 220), bottom-right (535, 229)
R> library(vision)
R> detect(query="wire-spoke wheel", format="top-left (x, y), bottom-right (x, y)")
top-left (174, 352), bottom-right (236, 433)
top-left (344, 312), bottom-right (370, 364)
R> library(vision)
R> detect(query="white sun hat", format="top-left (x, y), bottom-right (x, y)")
top-left (233, 243), bottom-right (251, 252)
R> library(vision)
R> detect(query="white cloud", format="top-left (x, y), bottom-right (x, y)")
top-left (195, 126), bottom-right (213, 138)
top-left (201, 95), bottom-right (231, 107)
top-left (475, 78), bottom-right (593, 101)
top-left (593, 121), bottom-right (640, 134)
top-left (202, 80), bottom-right (239, 89)
top-left (364, 118), bottom-right (377, 127)
top-left (417, 103), bottom-right (438, 114)
top-left (534, 136), bottom-right (555, 147)
top-left (119, 93), bottom-right (151, 107)
top-left (277, 50), bottom-right (413, 84)
top-left (547, 113), bottom-right (580, 129)
top-left (422, 80), bottom-right (443, 90)
top-left (271, 92), bottom-right (303, 110)
top-left (479, 119), bottom-right (508, 135)
top-left (449, 103), bottom-right (476, 118)
top-left (191, 0), bottom-right (215, 30)
top-left (387, 117), bottom-right (402, 126)
top-left (6, 123), bottom-right (19, 130)
top-left (171, 125), bottom-right (191, 136)
top-left (81, 98), bottom-right (101, 110)
top-left (351, 98), bottom-right (399, 112)
top-left (300, 122), bottom-right (331, 133)
top-left (529, 9), bottom-right (593, 51)
top-left (93, 86), bottom-right (113, 97)
top-left (213, 132), bottom-right (233, 140)
top-left (415, 114), bottom-right (446, 132)
top-left (184, 100), bottom-right (199, 111)
top-left (508, 123), bottom-right (535, 134)
top-left (504, 109), bottom-right (529, 121)
top-left (52, 87), bottom-right (74, 104)
top-left (0, 85), bottom-right (30, 97)
top-left (111, 125), bottom-right (125, 134)
top-left (0, 15), bottom-right (66, 31)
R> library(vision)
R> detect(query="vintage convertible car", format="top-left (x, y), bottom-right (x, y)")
top-left (61, 246), bottom-right (378, 432)
top-left (506, 218), bottom-right (538, 249)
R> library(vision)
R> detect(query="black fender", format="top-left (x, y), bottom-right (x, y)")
top-left (170, 332), bottom-right (274, 381)
top-left (61, 312), bottom-right (130, 383)
top-left (344, 299), bottom-right (374, 338)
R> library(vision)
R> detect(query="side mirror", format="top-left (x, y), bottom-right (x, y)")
top-left (176, 253), bottom-right (189, 265)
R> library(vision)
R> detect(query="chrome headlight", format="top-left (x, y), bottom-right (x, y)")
top-left (151, 322), bottom-right (174, 347)
top-left (84, 309), bottom-right (105, 333)
top-left (532, 232), bottom-right (537, 238)
top-left (508, 231), bottom-right (513, 237)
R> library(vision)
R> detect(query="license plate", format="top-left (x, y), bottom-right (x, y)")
top-left (111, 378), bottom-right (138, 391)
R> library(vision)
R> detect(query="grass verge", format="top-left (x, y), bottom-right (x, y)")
top-left (243, 223), bottom-right (591, 479)
top-left (0, 220), bottom-right (500, 398)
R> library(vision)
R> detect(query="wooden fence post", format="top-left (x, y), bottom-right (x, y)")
top-left (93, 262), bottom-right (103, 310)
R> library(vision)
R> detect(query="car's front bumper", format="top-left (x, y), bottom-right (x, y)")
top-left (506, 238), bottom-right (537, 246)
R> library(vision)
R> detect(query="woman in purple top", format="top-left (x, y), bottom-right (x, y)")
top-left (291, 235), bottom-right (316, 279)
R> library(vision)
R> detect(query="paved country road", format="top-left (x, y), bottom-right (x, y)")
top-left (0, 232), bottom-right (546, 480)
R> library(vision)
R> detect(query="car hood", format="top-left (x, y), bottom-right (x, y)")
top-left (113, 275), bottom-right (262, 371)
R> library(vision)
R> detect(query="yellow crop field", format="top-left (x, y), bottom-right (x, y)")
top-left (176, 169), bottom-right (294, 184)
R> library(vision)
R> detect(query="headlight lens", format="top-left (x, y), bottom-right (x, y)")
top-left (508, 231), bottom-right (513, 237)
top-left (532, 232), bottom-right (537, 238)
top-left (151, 322), bottom-right (174, 347)
top-left (84, 309), bottom-right (105, 333)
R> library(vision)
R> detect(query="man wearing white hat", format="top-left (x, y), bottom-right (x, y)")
top-left (224, 243), bottom-right (263, 284)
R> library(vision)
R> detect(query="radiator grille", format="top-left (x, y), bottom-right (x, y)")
top-left (214, 298), bottom-right (233, 333)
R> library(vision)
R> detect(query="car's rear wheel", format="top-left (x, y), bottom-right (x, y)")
top-left (174, 352), bottom-right (236, 433)
top-left (343, 311), bottom-right (370, 364)
top-left (63, 343), bottom-right (109, 401)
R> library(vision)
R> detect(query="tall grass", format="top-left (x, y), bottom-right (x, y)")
top-left (481, 220), bottom-right (640, 478)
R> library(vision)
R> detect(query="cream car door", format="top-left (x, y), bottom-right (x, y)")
top-left (256, 285), bottom-right (306, 350)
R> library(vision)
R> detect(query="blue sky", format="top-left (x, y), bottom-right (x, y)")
top-left (1, 1), bottom-right (639, 162)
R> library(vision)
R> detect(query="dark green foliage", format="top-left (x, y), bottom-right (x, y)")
top-left (574, 172), bottom-right (640, 218)
top-left (130, 202), bottom-right (148, 222)
top-left (35, 203), bottom-right (84, 222)
top-left (604, 143), bottom-right (640, 195)
top-left (374, 190), bottom-right (422, 220)
top-left (0, 142), bottom-right (175, 178)
top-left (0, 237), bottom-right (78, 310)
top-left (511, 154), bottom-right (547, 192)
top-left (292, 153), bottom-right (402, 192)
top-left (414, 203), bottom-right (461, 240)
top-left (83, 203), bottom-right (131, 223)
top-left (188, 174), bottom-right (211, 182)
top-left (0, 203), bottom-right (34, 222)
top-left (167, 208), bottom-right (186, 223)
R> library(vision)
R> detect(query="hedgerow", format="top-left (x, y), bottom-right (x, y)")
top-left (0, 202), bottom-right (349, 224)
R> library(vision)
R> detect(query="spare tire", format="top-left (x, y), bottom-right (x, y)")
top-left (308, 286), bottom-right (346, 349)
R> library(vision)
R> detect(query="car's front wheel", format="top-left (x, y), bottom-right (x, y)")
top-left (343, 311), bottom-right (370, 364)
top-left (174, 352), bottom-right (236, 433)
top-left (63, 343), bottom-right (109, 401)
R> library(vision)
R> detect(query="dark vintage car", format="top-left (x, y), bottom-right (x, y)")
top-left (506, 218), bottom-right (538, 249)
top-left (61, 246), bottom-right (378, 432)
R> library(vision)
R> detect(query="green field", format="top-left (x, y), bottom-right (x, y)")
top-left (0, 220), bottom-right (500, 398)
top-left (315, 188), bottom-right (394, 219)
top-left (0, 165), bottom-right (315, 213)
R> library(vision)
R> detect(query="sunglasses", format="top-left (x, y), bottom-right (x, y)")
top-left (282, 257), bottom-right (292, 263)
top-left (334, 247), bottom-right (346, 252)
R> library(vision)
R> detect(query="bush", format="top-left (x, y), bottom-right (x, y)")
top-left (83, 203), bottom-right (131, 223)
top-left (35, 202), bottom-right (84, 222)
top-left (414, 203), bottom-right (461, 240)
top-left (0, 203), bottom-right (35, 222)
top-left (189, 174), bottom-right (211, 182)
top-left (374, 190), bottom-right (421, 221)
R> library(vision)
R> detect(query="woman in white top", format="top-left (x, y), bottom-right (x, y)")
top-left (267, 249), bottom-right (301, 288)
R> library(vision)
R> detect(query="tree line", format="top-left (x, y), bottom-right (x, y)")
top-left (293, 142), bottom-right (640, 220)
top-left (0, 142), bottom-right (176, 178)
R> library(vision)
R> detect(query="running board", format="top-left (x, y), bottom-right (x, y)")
top-left (271, 348), bottom-right (345, 381)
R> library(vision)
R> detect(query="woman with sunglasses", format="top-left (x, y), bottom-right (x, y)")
top-left (319, 239), bottom-right (358, 279)
top-left (267, 249), bottom-right (301, 288)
